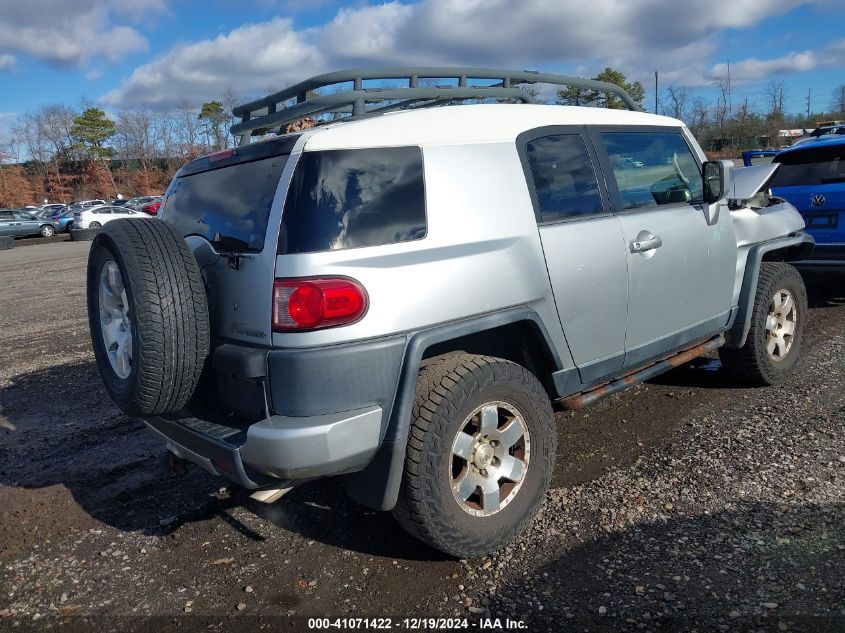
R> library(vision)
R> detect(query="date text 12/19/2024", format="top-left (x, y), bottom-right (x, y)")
top-left (307, 617), bottom-right (529, 630)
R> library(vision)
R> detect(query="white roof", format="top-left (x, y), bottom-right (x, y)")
top-left (302, 103), bottom-right (683, 151)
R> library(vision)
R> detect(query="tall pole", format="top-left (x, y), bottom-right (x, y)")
top-left (654, 70), bottom-right (658, 114)
top-left (727, 60), bottom-right (732, 115)
top-left (806, 87), bottom-right (811, 121)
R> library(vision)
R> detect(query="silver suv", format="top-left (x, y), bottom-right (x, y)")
top-left (85, 69), bottom-right (813, 557)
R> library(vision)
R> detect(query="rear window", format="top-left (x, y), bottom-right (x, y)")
top-left (163, 155), bottom-right (289, 252)
top-left (772, 146), bottom-right (845, 187)
top-left (278, 147), bottom-right (426, 254)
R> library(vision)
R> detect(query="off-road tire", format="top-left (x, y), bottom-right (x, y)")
top-left (720, 262), bottom-right (807, 386)
top-left (87, 218), bottom-right (210, 416)
top-left (392, 353), bottom-right (556, 558)
top-left (39, 225), bottom-right (55, 237)
top-left (71, 228), bottom-right (101, 241)
top-left (0, 236), bottom-right (13, 250)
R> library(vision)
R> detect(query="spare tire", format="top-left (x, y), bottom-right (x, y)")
top-left (0, 236), bottom-right (13, 250)
top-left (87, 219), bottom-right (210, 416)
top-left (71, 228), bottom-right (101, 241)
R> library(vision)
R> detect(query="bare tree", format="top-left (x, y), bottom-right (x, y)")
top-left (687, 97), bottom-right (710, 139)
top-left (661, 86), bottom-right (688, 121)
top-left (763, 81), bottom-right (786, 118)
top-left (831, 85), bottom-right (845, 117)
top-left (176, 101), bottom-right (201, 159)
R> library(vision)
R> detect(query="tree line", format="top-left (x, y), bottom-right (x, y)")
top-left (2, 71), bottom-right (844, 208)
top-left (558, 69), bottom-right (845, 154)
top-left (0, 97), bottom-right (238, 208)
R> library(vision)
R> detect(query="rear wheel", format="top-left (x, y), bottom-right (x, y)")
top-left (392, 353), bottom-right (555, 557)
top-left (720, 262), bottom-right (807, 386)
top-left (89, 221), bottom-right (102, 228)
top-left (40, 225), bottom-right (55, 237)
top-left (87, 219), bottom-right (210, 416)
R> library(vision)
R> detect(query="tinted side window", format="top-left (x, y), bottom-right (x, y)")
top-left (279, 147), bottom-right (426, 254)
top-left (772, 146), bottom-right (845, 187)
top-left (525, 135), bottom-right (603, 222)
top-left (600, 132), bottom-right (702, 210)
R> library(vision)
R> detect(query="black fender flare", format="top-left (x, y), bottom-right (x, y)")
top-left (344, 306), bottom-right (563, 511)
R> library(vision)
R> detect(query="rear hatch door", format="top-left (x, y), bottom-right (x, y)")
top-left (160, 137), bottom-right (299, 347)
top-left (772, 142), bottom-right (845, 245)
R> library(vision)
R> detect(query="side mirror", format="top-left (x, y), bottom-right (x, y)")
top-left (702, 160), bottom-right (727, 203)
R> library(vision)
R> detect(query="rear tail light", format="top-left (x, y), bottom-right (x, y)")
top-left (272, 278), bottom-right (367, 331)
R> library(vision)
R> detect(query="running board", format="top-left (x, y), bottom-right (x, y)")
top-left (559, 335), bottom-right (725, 411)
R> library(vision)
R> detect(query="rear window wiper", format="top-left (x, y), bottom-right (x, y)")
top-left (210, 233), bottom-right (255, 270)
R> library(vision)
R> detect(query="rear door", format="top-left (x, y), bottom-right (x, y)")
top-left (772, 143), bottom-right (845, 254)
top-left (13, 212), bottom-right (39, 237)
top-left (591, 127), bottom-right (737, 368)
top-left (162, 147), bottom-right (293, 344)
top-left (519, 127), bottom-right (628, 383)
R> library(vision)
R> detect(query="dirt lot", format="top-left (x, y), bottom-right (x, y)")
top-left (1, 241), bottom-right (843, 633)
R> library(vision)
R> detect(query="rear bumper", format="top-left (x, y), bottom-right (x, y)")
top-left (145, 405), bottom-right (382, 488)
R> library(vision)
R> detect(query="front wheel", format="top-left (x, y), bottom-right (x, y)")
top-left (720, 262), bottom-right (807, 386)
top-left (40, 225), bottom-right (55, 237)
top-left (392, 353), bottom-right (556, 558)
top-left (89, 221), bottom-right (102, 228)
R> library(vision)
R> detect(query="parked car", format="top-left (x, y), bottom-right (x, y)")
top-left (139, 196), bottom-right (163, 215)
top-left (791, 124), bottom-right (845, 147)
top-left (741, 149), bottom-right (779, 166)
top-left (770, 135), bottom-right (845, 266)
top-left (0, 208), bottom-right (60, 237)
top-left (125, 195), bottom-right (160, 211)
top-left (71, 205), bottom-right (153, 229)
top-left (67, 199), bottom-right (107, 213)
top-left (38, 203), bottom-right (66, 216)
top-left (51, 209), bottom-right (76, 232)
top-left (84, 68), bottom-right (813, 558)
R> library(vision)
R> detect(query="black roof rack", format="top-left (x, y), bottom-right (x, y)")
top-left (230, 67), bottom-right (641, 143)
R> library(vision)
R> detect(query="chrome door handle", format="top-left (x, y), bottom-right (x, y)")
top-left (629, 235), bottom-right (662, 253)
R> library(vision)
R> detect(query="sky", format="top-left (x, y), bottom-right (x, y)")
top-left (1, 0), bottom-right (844, 134)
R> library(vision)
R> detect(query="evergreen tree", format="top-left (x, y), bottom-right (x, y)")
top-left (70, 107), bottom-right (116, 161)
top-left (199, 101), bottom-right (228, 150)
top-left (556, 68), bottom-right (645, 110)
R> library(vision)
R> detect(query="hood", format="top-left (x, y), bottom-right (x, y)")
top-left (730, 163), bottom-right (779, 201)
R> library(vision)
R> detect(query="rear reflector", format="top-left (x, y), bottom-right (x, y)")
top-left (273, 278), bottom-right (367, 331)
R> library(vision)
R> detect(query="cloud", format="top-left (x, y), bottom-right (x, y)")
top-left (0, 0), bottom-right (165, 68)
top-left (710, 38), bottom-right (845, 83)
top-left (104, 18), bottom-right (323, 108)
top-left (103, 0), bottom-right (828, 110)
top-left (0, 54), bottom-right (15, 72)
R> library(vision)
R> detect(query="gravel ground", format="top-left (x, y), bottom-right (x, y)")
top-left (0, 242), bottom-right (843, 633)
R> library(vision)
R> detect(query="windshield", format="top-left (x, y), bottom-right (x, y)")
top-left (162, 154), bottom-right (289, 253)
top-left (772, 145), bottom-right (845, 187)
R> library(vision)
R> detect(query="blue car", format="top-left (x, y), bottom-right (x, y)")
top-left (742, 149), bottom-right (779, 166)
top-left (52, 210), bottom-right (76, 232)
top-left (771, 136), bottom-right (845, 266)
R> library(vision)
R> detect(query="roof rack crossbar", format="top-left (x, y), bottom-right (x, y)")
top-left (230, 67), bottom-right (641, 142)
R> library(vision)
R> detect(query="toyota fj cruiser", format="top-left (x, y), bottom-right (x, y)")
top-left (86, 68), bottom-right (813, 557)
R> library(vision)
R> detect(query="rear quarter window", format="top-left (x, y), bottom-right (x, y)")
top-left (278, 147), bottom-right (426, 254)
